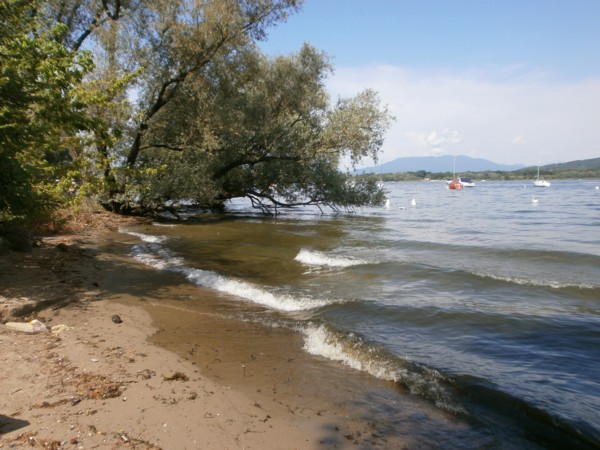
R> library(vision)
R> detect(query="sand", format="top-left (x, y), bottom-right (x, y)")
top-left (0, 213), bottom-right (409, 449)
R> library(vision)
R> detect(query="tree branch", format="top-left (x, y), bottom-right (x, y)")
top-left (212, 153), bottom-right (302, 181)
top-left (125, 32), bottom-right (231, 168)
top-left (72, 0), bottom-right (121, 51)
top-left (244, 189), bottom-right (328, 216)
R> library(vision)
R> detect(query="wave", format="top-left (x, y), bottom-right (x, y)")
top-left (378, 241), bottom-right (600, 290)
top-left (182, 267), bottom-right (337, 312)
top-left (472, 271), bottom-right (598, 290)
top-left (376, 256), bottom-right (599, 292)
top-left (295, 248), bottom-right (368, 268)
top-left (302, 322), bottom-right (600, 448)
top-left (124, 231), bottom-right (339, 312)
top-left (302, 322), bottom-right (465, 414)
top-left (120, 229), bottom-right (168, 243)
top-left (455, 376), bottom-right (600, 449)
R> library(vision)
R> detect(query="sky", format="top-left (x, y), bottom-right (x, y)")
top-left (259, 0), bottom-right (600, 167)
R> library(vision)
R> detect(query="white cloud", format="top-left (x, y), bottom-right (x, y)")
top-left (327, 64), bottom-right (600, 166)
top-left (406, 129), bottom-right (462, 156)
top-left (512, 135), bottom-right (527, 145)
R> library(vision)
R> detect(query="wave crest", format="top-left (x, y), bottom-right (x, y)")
top-left (120, 229), bottom-right (168, 243)
top-left (295, 249), bottom-right (367, 268)
top-left (302, 323), bottom-right (465, 414)
top-left (474, 271), bottom-right (597, 290)
top-left (124, 231), bottom-right (338, 312)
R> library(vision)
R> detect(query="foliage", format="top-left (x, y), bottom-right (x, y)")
top-left (128, 44), bottom-right (393, 213)
top-left (0, 0), bottom-right (95, 234)
top-left (2, 0), bottom-right (394, 232)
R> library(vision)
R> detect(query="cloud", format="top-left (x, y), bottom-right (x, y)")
top-left (327, 64), bottom-right (600, 165)
top-left (406, 129), bottom-right (462, 155)
top-left (512, 135), bottom-right (526, 145)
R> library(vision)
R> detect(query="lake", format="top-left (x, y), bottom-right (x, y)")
top-left (123, 179), bottom-right (600, 449)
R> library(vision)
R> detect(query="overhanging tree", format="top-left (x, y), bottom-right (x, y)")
top-left (2, 0), bottom-right (395, 228)
top-left (45, 0), bottom-right (303, 212)
top-left (130, 43), bottom-right (394, 214)
top-left (43, 0), bottom-right (392, 215)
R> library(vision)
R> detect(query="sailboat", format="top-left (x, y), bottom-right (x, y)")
top-left (533, 164), bottom-right (551, 187)
top-left (447, 178), bottom-right (463, 189)
top-left (459, 177), bottom-right (476, 187)
top-left (447, 155), bottom-right (463, 190)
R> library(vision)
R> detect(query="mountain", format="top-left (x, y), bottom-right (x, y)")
top-left (537, 157), bottom-right (600, 171)
top-left (356, 155), bottom-right (526, 174)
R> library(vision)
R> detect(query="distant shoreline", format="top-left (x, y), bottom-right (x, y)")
top-left (355, 154), bottom-right (600, 176)
top-left (357, 172), bottom-right (600, 182)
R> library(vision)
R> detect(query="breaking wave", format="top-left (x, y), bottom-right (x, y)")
top-left (120, 229), bottom-right (168, 243)
top-left (473, 271), bottom-right (598, 290)
top-left (302, 322), bottom-right (465, 414)
top-left (124, 231), bottom-right (339, 312)
top-left (295, 248), bottom-right (368, 268)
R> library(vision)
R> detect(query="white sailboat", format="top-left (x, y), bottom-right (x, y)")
top-left (459, 177), bottom-right (476, 187)
top-left (533, 164), bottom-right (550, 187)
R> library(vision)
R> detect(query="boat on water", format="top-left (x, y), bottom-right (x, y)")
top-left (446, 155), bottom-right (464, 189)
top-left (534, 179), bottom-right (551, 187)
top-left (533, 165), bottom-right (551, 187)
top-left (459, 177), bottom-right (476, 187)
top-left (447, 178), bottom-right (463, 189)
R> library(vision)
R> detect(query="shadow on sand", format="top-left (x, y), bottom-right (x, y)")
top-left (0, 415), bottom-right (30, 435)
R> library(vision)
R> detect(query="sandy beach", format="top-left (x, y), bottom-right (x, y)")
top-left (0, 213), bottom-right (411, 449)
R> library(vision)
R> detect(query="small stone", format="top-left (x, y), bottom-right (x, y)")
top-left (112, 314), bottom-right (123, 324)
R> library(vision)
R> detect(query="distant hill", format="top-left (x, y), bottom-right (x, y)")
top-left (537, 157), bottom-right (600, 171)
top-left (357, 155), bottom-right (526, 174)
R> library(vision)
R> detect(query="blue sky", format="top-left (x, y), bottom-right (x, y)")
top-left (259, 0), bottom-right (600, 167)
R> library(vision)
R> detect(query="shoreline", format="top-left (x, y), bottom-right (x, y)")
top-left (1, 213), bottom-right (416, 449)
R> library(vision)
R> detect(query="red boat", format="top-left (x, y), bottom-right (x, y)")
top-left (447, 179), bottom-right (463, 190)
top-left (447, 155), bottom-right (464, 190)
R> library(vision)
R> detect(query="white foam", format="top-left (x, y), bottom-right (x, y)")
top-left (129, 242), bottom-right (336, 312)
top-left (130, 244), bottom-right (184, 270)
top-left (120, 229), bottom-right (168, 243)
top-left (295, 249), bottom-right (366, 268)
top-left (475, 271), bottom-right (596, 290)
top-left (303, 324), bottom-right (397, 379)
top-left (181, 267), bottom-right (333, 312)
top-left (302, 324), bottom-right (465, 414)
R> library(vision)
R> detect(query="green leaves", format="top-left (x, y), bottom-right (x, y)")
top-left (0, 0), bottom-right (95, 230)
top-left (134, 43), bottom-right (392, 213)
top-left (324, 89), bottom-right (395, 167)
top-left (1, 0), bottom-right (394, 227)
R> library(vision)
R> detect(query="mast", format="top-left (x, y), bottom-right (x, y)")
top-left (453, 154), bottom-right (457, 179)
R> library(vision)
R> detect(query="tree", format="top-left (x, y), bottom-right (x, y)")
top-left (0, 0), bottom-right (94, 239)
top-left (40, 0), bottom-right (393, 215)
top-left (126, 43), bottom-right (394, 214)
top-left (2, 0), bottom-right (394, 228)
top-left (43, 0), bottom-right (303, 212)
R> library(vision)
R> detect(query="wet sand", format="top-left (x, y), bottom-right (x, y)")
top-left (0, 213), bottom-right (462, 449)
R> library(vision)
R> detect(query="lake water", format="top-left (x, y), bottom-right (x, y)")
top-left (123, 179), bottom-right (600, 449)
